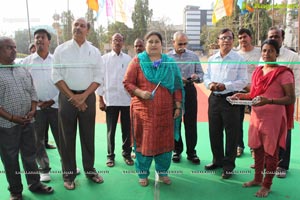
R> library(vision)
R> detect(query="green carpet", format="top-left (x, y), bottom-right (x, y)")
top-left (1, 122), bottom-right (299, 200)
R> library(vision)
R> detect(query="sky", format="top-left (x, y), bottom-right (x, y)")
top-left (0, 0), bottom-right (214, 36)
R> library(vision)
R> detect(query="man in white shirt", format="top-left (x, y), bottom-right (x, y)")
top-left (23, 29), bottom-right (60, 183)
top-left (267, 27), bottom-right (300, 178)
top-left (236, 28), bottom-right (261, 158)
top-left (97, 33), bottom-right (132, 167)
top-left (52, 17), bottom-right (104, 190)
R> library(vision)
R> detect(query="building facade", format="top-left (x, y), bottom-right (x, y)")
top-left (183, 5), bottom-right (213, 52)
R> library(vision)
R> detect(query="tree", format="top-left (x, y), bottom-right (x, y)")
top-left (148, 17), bottom-right (177, 52)
top-left (107, 22), bottom-right (133, 46)
top-left (200, 0), bottom-right (273, 53)
top-left (86, 9), bottom-right (100, 48)
top-left (97, 25), bottom-right (108, 52)
top-left (60, 10), bottom-right (74, 42)
top-left (15, 30), bottom-right (30, 54)
top-left (200, 25), bottom-right (220, 53)
top-left (237, 0), bottom-right (272, 45)
top-left (131, 0), bottom-right (153, 39)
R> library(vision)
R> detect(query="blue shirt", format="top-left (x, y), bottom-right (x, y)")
top-left (204, 50), bottom-right (248, 94)
top-left (168, 49), bottom-right (204, 83)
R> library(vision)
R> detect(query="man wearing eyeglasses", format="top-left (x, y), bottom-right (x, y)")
top-left (168, 31), bottom-right (204, 164)
top-left (203, 28), bottom-right (248, 179)
top-left (96, 33), bottom-right (133, 168)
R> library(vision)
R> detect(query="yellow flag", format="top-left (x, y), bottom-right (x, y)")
top-left (212, 0), bottom-right (234, 24)
top-left (86, 0), bottom-right (99, 12)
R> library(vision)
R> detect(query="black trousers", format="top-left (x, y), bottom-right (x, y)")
top-left (58, 92), bottom-right (97, 182)
top-left (237, 105), bottom-right (245, 149)
top-left (106, 106), bottom-right (131, 160)
top-left (278, 129), bottom-right (292, 170)
top-left (34, 108), bottom-right (60, 173)
top-left (208, 93), bottom-right (240, 171)
top-left (0, 124), bottom-right (41, 194)
top-left (174, 84), bottom-right (198, 157)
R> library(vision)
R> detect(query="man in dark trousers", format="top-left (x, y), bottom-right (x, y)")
top-left (168, 32), bottom-right (204, 164)
top-left (0, 36), bottom-right (54, 200)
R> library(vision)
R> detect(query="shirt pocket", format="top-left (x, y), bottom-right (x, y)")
top-left (20, 73), bottom-right (33, 93)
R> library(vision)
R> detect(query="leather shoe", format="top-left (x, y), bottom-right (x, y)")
top-left (45, 143), bottom-right (56, 149)
top-left (222, 170), bottom-right (232, 179)
top-left (172, 154), bottom-right (181, 163)
top-left (205, 163), bottom-right (222, 170)
top-left (187, 155), bottom-right (200, 164)
top-left (10, 193), bottom-right (22, 200)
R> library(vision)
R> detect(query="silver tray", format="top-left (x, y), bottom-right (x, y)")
top-left (226, 97), bottom-right (253, 106)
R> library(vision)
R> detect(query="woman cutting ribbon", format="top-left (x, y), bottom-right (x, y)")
top-left (123, 31), bottom-right (183, 187)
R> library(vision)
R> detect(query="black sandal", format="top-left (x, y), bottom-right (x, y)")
top-left (106, 159), bottom-right (115, 167)
top-left (30, 184), bottom-right (54, 194)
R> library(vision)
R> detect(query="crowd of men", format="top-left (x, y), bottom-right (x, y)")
top-left (0, 16), bottom-right (299, 199)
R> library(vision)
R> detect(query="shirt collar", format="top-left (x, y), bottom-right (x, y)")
top-left (215, 49), bottom-right (235, 59)
top-left (169, 49), bottom-right (186, 56)
top-left (71, 39), bottom-right (88, 48)
top-left (31, 52), bottom-right (51, 60)
top-left (111, 50), bottom-right (123, 57)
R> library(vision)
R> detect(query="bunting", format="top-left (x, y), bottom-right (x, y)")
top-left (114, 0), bottom-right (135, 27)
top-left (238, 0), bottom-right (254, 15)
top-left (86, 0), bottom-right (135, 27)
top-left (106, 0), bottom-right (114, 17)
top-left (212, 0), bottom-right (234, 24)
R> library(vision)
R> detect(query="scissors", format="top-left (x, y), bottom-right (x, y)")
top-left (150, 81), bottom-right (161, 99)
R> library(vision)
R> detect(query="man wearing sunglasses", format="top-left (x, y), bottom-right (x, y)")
top-left (168, 32), bottom-right (204, 164)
